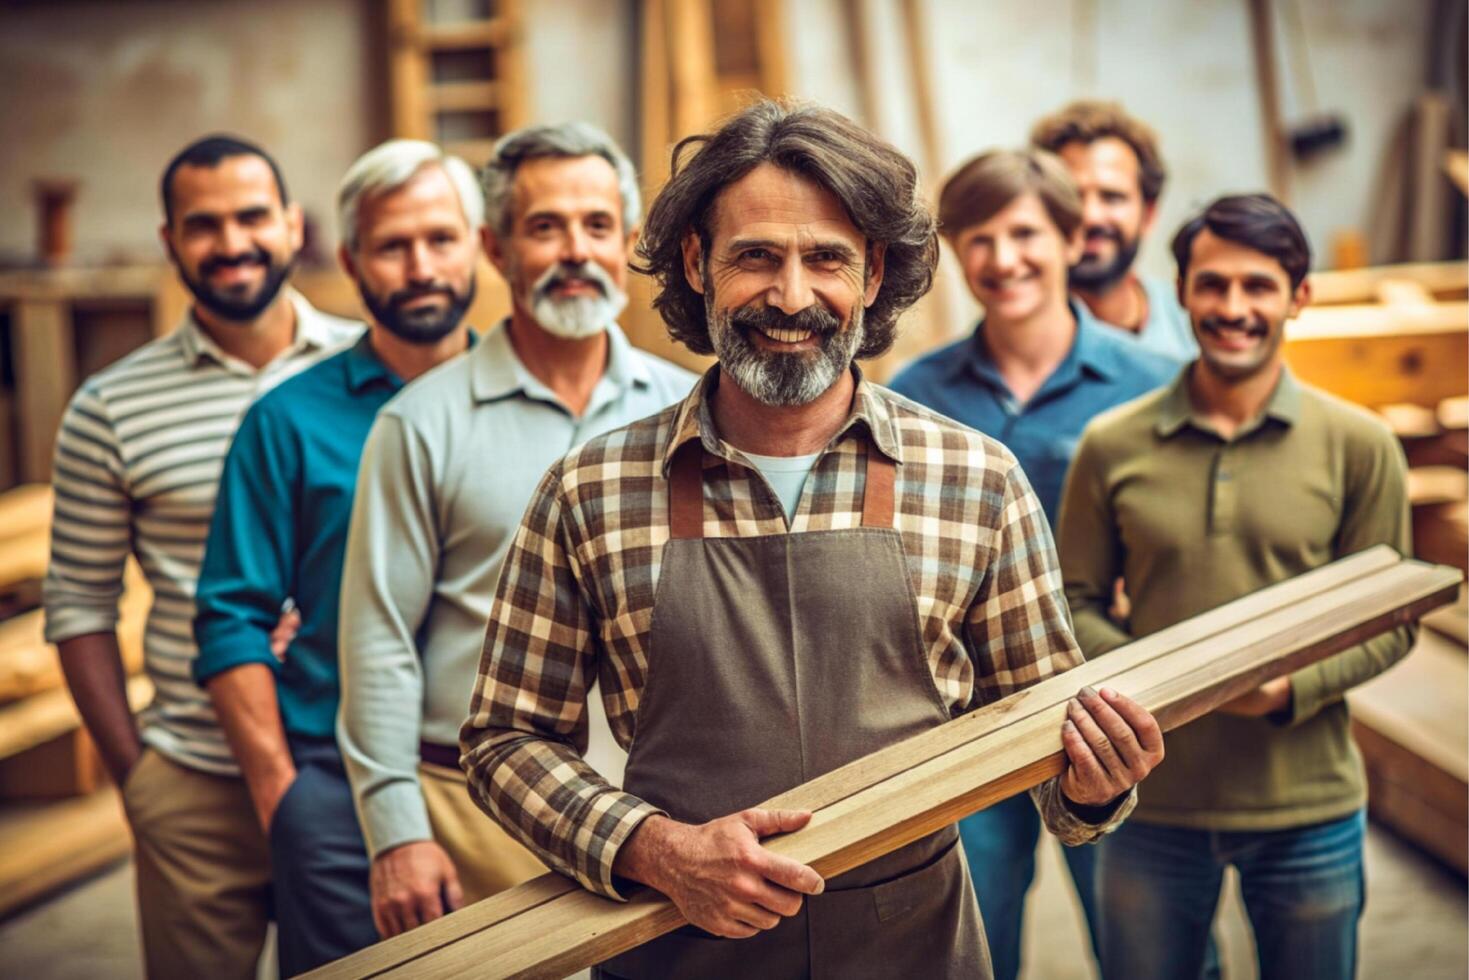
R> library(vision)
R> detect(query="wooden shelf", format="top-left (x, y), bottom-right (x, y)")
top-left (0, 787), bottom-right (131, 918)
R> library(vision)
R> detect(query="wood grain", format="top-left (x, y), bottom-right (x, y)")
top-left (306, 551), bottom-right (1457, 980)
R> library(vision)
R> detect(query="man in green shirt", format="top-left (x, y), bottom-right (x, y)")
top-left (1057, 193), bottom-right (1413, 980)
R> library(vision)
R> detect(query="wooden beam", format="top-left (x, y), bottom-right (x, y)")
top-left (1245, 0), bottom-right (1290, 202)
top-left (1283, 301), bottom-right (1468, 409)
top-left (12, 300), bottom-right (76, 485)
top-left (0, 786), bottom-right (132, 918)
top-left (1310, 263), bottom-right (1467, 306)
top-left (307, 549), bottom-right (1458, 980)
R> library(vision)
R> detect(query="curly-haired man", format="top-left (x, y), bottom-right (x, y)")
top-left (460, 100), bottom-right (1165, 978)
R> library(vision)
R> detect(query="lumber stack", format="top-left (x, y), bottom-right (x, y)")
top-left (308, 547), bottom-right (1459, 980)
top-left (1351, 599), bottom-right (1468, 875)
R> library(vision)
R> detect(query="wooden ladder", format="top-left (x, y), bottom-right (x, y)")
top-left (385, 0), bottom-right (529, 167)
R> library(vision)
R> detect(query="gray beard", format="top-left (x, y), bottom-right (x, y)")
top-left (525, 261), bottom-right (628, 339)
top-left (707, 303), bottom-right (865, 407)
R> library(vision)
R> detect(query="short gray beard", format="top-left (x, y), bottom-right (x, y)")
top-left (525, 260), bottom-right (628, 339)
top-left (707, 302), bottom-right (865, 407)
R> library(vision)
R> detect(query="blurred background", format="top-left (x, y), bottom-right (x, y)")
top-left (0, 2), bottom-right (1465, 977)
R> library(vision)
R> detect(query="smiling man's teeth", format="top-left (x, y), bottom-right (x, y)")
top-left (760, 326), bottom-right (814, 343)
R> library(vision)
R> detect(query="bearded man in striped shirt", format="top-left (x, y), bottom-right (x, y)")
top-left (44, 134), bottom-right (359, 980)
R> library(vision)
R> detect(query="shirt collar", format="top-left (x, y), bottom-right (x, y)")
top-left (954, 298), bottom-right (1119, 391)
top-left (179, 289), bottom-right (339, 368)
top-left (470, 318), bottom-right (650, 404)
top-left (660, 363), bottom-right (902, 477)
top-left (343, 331), bottom-right (402, 393)
top-left (1155, 363), bottom-right (1302, 438)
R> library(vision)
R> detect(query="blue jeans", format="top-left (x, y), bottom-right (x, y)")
top-left (270, 735), bottom-right (377, 977)
top-left (1096, 811), bottom-right (1366, 980)
top-left (958, 794), bottom-right (1101, 980)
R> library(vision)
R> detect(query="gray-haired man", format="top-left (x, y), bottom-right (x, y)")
top-left (193, 138), bottom-right (483, 974)
top-left (337, 122), bottom-right (695, 938)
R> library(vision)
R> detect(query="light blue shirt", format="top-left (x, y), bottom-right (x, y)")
top-left (336, 320), bottom-right (697, 857)
top-left (888, 299), bottom-right (1179, 529)
top-left (1094, 275), bottom-right (1198, 364)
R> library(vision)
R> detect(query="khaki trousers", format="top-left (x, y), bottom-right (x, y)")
top-left (119, 747), bottom-right (271, 980)
top-left (419, 761), bottom-right (545, 903)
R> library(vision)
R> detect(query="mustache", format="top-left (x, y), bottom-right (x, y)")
top-left (200, 248), bottom-right (271, 275)
top-left (1200, 315), bottom-right (1269, 337)
top-left (534, 261), bottom-right (614, 299)
top-left (1083, 226), bottom-right (1122, 245)
top-left (729, 303), bottom-right (842, 338)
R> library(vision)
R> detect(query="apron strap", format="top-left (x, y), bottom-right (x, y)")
top-left (668, 440), bottom-right (897, 539)
top-left (669, 441), bottom-right (705, 540)
top-left (861, 451), bottom-right (896, 529)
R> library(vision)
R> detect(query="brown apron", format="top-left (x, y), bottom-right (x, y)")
top-left (602, 440), bottom-right (989, 979)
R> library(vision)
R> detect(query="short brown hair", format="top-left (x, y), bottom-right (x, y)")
top-left (1031, 100), bottom-right (1167, 203)
top-left (633, 99), bottom-right (939, 359)
top-left (937, 149), bottom-right (1082, 241)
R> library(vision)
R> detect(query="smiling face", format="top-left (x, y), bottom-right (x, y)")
top-left (341, 164), bottom-right (479, 343)
top-left (161, 154), bottom-right (302, 323)
top-left (952, 191), bottom-right (1081, 326)
top-left (680, 163), bottom-right (885, 406)
top-left (485, 154), bottom-right (631, 340)
top-left (1180, 228), bottom-right (1309, 382)
top-left (1057, 137), bottom-right (1154, 291)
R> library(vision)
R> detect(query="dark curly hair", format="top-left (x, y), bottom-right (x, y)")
top-left (633, 99), bottom-right (939, 359)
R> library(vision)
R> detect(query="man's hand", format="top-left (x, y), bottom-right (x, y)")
top-left (248, 766), bottom-right (297, 834)
top-left (613, 809), bottom-right (825, 938)
top-left (370, 840), bottom-right (464, 938)
top-left (1217, 676), bottom-right (1291, 717)
top-left (1060, 685), bottom-right (1165, 806)
top-left (269, 601), bottom-right (301, 661)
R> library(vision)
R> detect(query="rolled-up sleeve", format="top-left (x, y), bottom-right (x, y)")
top-left (459, 466), bottom-right (664, 900)
top-left (192, 400), bottom-right (297, 685)
top-left (43, 385), bottom-right (132, 642)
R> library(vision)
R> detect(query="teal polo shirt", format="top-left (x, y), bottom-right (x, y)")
top-left (193, 332), bottom-right (468, 737)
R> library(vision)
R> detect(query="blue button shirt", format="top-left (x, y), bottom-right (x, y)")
top-left (193, 332), bottom-right (437, 736)
top-left (888, 300), bottom-right (1179, 527)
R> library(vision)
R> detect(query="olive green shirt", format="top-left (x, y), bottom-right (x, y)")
top-left (1057, 365), bottom-right (1414, 830)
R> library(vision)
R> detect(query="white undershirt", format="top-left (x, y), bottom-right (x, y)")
top-left (742, 450), bottom-right (822, 523)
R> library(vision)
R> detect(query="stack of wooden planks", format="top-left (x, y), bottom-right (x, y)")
top-left (0, 483), bottom-right (153, 918)
top-left (308, 547), bottom-right (1459, 980)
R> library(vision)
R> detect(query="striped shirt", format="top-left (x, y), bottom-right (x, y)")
top-left (460, 367), bottom-right (1134, 899)
top-left (43, 293), bottom-right (361, 775)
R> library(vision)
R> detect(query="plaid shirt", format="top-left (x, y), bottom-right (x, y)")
top-left (461, 368), bottom-right (1134, 898)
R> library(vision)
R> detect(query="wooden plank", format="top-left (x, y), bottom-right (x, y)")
top-left (0, 485), bottom-right (51, 545)
top-left (307, 548), bottom-right (1452, 979)
top-left (12, 300), bottom-right (76, 485)
top-left (1310, 262), bottom-right (1468, 305)
top-left (0, 787), bottom-right (131, 918)
top-left (1352, 627), bottom-right (1468, 873)
top-left (310, 548), bottom-right (1407, 979)
top-left (419, 18), bottom-right (508, 50)
top-left (0, 674), bottom-right (152, 762)
top-left (0, 564), bottom-right (150, 709)
top-left (1448, 150), bottom-right (1469, 198)
top-left (427, 80), bottom-right (501, 113)
top-left (387, 0), bottom-right (431, 140)
top-left (1284, 303), bottom-right (1468, 410)
top-left (357, 560), bottom-right (1458, 980)
top-left (1245, 0), bottom-right (1289, 201)
top-left (0, 529), bottom-right (47, 594)
top-left (1407, 466), bottom-right (1468, 506)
